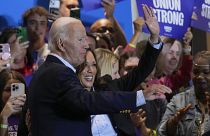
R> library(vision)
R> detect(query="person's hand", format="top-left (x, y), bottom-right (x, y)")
top-left (130, 109), bottom-right (146, 128)
top-left (113, 45), bottom-right (123, 57)
top-left (168, 104), bottom-right (192, 125)
top-left (205, 92), bottom-right (210, 115)
top-left (48, 10), bottom-right (61, 22)
top-left (130, 109), bottom-right (153, 136)
top-left (102, 0), bottom-right (115, 20)
top-left (0, 94), bottom-right (26, 119)
top-left (133, 17), bottom-right (145, 33)
top-left (10, 36), bottom-right (29, 58)
top-left (142, 4), bottom-right (160, 43)
top-left (166, 104), bottom-right (192, 136)
top-left (183, 27), bottom-right (193, 46)
top-left (143, 84), bottom-right (172, 100)
top-left (10, 36), bottom-right (29, 69)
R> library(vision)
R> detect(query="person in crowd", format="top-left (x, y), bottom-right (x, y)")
top-left (23, 6), bottom-right (50, 68)
top-left (94, 48), bottom-right (120, 79)
top-left (0, 28), bottom-right (34, 77)
top-left (118, 17), bottom-right (145, 76)
top-left (0, 69), bottom-right (26, 136)
top-left (90, 0), bottom-right (127, 49)
top-left (157, 50), bottom-right (210, 136)
top-left (26, 6), bottom-right (163, 135)
top-left (150, 29), bottom-right (193, 101)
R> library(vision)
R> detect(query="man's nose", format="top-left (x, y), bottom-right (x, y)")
top-left (83, 40), bottom-right (89, 49)
top-left (35, 23), bottom-right (41, 30)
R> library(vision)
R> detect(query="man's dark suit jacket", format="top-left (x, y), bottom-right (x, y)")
top-left (94, 43), bottom-right (162, 136)
top-left (27, 54), bottom-right (140, 136)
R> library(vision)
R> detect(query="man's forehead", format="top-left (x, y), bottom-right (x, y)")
top-left (163, 42), bottom-right (181, 53)
top-left (28, 14), bottom-right (47, 21)
top-left (61, 0), bottom-right (78, 5)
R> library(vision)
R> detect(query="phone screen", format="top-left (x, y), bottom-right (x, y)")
top-left (0, 43), bottom-right (11, 61)
top-left (70, 7), bottom-right (80, 19)
top-left (16, 27), bottom-right (28, 43)
top-left (11, 83), bottom-right (25, 97)
top-left (49, 0), bottom-right (60, 22)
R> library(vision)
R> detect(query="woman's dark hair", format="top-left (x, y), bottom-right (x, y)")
top-left (0, 27), bottom-right (17, 44)
top-left (0, 69), bottom-right (26, 111)
top-left (76, 48), bottom-right (101, 81)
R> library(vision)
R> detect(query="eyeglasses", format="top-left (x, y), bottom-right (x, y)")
top-left (96, 27), bottom-right (115, 34)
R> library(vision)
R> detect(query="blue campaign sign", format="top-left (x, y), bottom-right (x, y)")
top-left (81, 0), bottom-right (124, 10)
top-left (136, 0), bottom-right (195, 39)
top-left (191, 0), bottom-right (210, 32)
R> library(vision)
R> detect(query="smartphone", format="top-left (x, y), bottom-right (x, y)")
top-left (11, 83), bottom-right (25, 97)
top-left (70, 7), bottom-right (80, 19)
top-left (0, 43), bottom-right (11, 61)
top-left (49, 0), bottom-right (60, 22)
top-left (16, 27), bottom-right (28, 43)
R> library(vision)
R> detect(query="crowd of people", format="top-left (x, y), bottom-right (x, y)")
top-left (0, 0), bottom-right (210, 136)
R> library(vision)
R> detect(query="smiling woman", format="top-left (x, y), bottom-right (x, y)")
top-left (155, 37), bottom-right (182, 77)
top-left (76, 49), bottom-right (99, 91)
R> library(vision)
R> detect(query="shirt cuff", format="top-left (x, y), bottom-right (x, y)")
top-left (136, 90), bottom-right (146, 107)
top-left (148, 37), bottom-right (162, 49)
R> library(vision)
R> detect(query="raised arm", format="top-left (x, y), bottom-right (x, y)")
top-left (102, 0), bottom-right (127, 47)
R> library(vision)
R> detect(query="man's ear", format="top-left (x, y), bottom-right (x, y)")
top-left (57, 38), bottom-right (65, 52)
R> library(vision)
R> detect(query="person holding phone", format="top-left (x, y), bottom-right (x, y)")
top-left (0, 69), bottom-right (26, 136)
top-left (23, 6), bottom-right (50, 69)
top-left (0, 27), bottom-right (34, 86)
top-left (48, 0), bottom-right (79, 22)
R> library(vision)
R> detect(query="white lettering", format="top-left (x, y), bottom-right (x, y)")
top-left (154, 9), bottom-right (184, 26)
top-left (201, 4), bottom-right (210, 19)
top-left (153, 0), bottom-right (181, 11)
